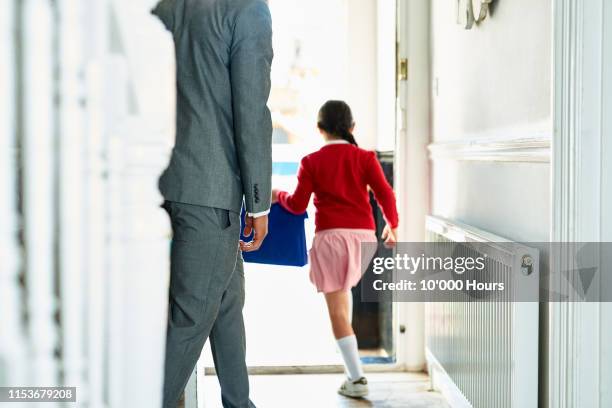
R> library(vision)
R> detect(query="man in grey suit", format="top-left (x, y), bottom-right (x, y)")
top-left (152, 0), bottom-right (273, 407)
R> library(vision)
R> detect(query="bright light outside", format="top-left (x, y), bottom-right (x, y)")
top-left (202, 0), bottom-right (354, 370)
top-left (199, 4), bottom-right (397, 391)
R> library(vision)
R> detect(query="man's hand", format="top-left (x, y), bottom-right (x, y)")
top-left (240, 215), bottom-right (269, 252)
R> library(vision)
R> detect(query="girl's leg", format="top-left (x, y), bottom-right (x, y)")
top-left (324, 289), bottom-right (353, 339)
top-left (325, 290), bottom-right (365, 381)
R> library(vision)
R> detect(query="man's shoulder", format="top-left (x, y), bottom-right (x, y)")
top-left (233, 0), bottom-right (268, 9)
top-left (230, 0), bottom-right (271, 25)
top-left (230, 0), bottom-right (269, 15)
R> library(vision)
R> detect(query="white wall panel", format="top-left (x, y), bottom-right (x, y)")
top-left (430, 0), bottom-right (552, 142)
top-left (427, 1), bottom-right (553, 405)
top-left (431, 160), bottom-right (550, 242)
top-left (601, 3), bottom-right (612, 406)
top-left (550, 1), bottom-right (612, 407)
top-left (347, 0), bottom-right (378, 150)
top-left (0, 0), bottom-right (29, 387)
top-left (57, 0), bottom-right (87, 399)
top-left (83, 62), bottom-right (109, 408)
top-left (395, 0), bottom-right (431, 372)
top-left (428, 0), bottom-right (553, 240)
top-left (21, 0), bottom-right (60, 389)
top-left (104, 2), bottom-right (173, 406)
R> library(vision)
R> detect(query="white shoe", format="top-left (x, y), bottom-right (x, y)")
top-left (338, 377), bottom-right (369, 398)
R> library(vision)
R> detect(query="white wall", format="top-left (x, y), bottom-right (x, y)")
top-left (602, 5), bottom-right (612, 405)
top-left (105, 2), bottom-right (174, 406)
top-left (267, 0), bottom-right (384, 151)
top-left (430, 0), bottom-right (552, 242)
top-left (376, 0), bottom-right (397, 152)
top-left (431, 161), bottom-right (550, 241)
top-left (347, 0), bottom-right (379, 150)
top-left (347, 0), bottom-right (399, 152)
top-left (431, 0), bottom-right (551, 143)
top-left (2, 1), bottom-right (173, 406)
top-left (427, 0), bottom-right (552, 404)
top-left (549, 2), bottom-right (612, 407)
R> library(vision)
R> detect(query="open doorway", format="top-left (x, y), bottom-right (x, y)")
top-left (194, 0), bottom-right (399, 397)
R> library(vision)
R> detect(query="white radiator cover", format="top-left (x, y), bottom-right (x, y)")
top-left (425, 216), bottom-right (539, 408)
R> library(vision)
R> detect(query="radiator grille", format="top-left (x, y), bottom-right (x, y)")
top-left (425, 216), bottom-right (539, 408)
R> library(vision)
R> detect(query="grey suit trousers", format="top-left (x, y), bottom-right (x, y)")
top-left (162, 201), bottom-right (255, 408)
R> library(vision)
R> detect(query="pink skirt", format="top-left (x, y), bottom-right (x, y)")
top-left (309, 228), bottom-right (378, 294)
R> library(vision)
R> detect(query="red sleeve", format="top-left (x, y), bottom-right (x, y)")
top-left (277, 157), bottom-right (313, 215)
top-left (364, 151), bottom-right (399, 228)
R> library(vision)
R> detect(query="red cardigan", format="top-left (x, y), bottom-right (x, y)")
top-left (277, 142), bottom-right (399, 233)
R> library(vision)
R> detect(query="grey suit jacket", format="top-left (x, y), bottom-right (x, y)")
top-left (153, 0), bottom-right (273, 214)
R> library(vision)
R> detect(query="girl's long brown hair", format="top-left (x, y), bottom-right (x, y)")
top-left (317, 100), bottom-right (358, 146)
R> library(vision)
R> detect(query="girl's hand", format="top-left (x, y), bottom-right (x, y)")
top-left (382, 224), bottom-right (398, 247)
top-left (271, 188), bottom-right (280, 204)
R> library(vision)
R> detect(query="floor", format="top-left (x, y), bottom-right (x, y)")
top-left (201, 255), bottom-right (346, 368)
top-left (203, 372), bottom-right (449, 408)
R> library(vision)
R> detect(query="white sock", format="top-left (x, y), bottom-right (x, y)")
top-left (336, 335), bottom-right (364, 381)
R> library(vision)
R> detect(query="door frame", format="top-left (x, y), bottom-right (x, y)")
top-left (394, 0), bottom-right (431, 372)
top-left (190, 1), bottom-right (410, 406)
top-left (549, 0), bottom-right (612, 407)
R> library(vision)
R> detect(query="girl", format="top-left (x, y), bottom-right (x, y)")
top-left (272, 100), bottom-right (399, 398)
